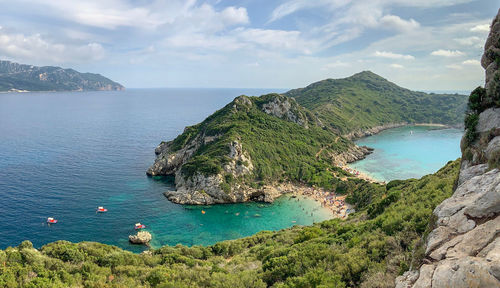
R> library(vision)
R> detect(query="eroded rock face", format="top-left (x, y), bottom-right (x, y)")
top-left (129, 231), bottom-right (152, 245)
top-left (261, 94), bottom-right (309, 127)
top-left (482, 11), bottom-right (500, 103)
top-left (343, 122), bottom-right (408, 140)
top-left (396, 10), bottom-right (500, 288)
top-left (330, 145), bottom-right (373, 165)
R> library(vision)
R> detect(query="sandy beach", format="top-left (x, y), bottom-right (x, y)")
top-left (285, 185), bottom-right (354, 219)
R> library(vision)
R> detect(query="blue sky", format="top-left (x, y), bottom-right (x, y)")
top-left (0, 0), bottom-right (497, 91)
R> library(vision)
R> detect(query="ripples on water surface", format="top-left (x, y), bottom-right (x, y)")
top-left (0, 89), bottom-right (335, 252)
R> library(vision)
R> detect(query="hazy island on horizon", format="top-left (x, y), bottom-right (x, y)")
top-left (0, 60), bottom-right (124, 92)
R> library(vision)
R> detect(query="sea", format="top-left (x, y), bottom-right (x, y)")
top-left (349, 125), bottom-right (463, 182)
top-left (0, 89), bottom-right (462, 252)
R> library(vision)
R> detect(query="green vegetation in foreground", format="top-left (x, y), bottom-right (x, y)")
top-left (0, 160), bottom-right (460, 287)
top-left (286, 71), bottom-right (467, 135)
top-left (176, 94), bottom-right (353, 190)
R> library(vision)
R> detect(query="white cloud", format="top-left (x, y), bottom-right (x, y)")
top-left (220, 6), bottom-right (249, 26)
top-left (454, 36), bottom-right (482, 47)
top-left (374, 51), bottom-right (415, 60)
top-left (470, 24), bottom-right (490, 32)
top-left (0, 30), bottom-right (105, 64)
top-left (462, 59), bottom-right (480, 65)
top-left (390, 63), bottom-right (404, 69)
top-left (269, 0), bottom-right (475, 22)
top-left (8, 0), bottom-right (248, 31)
top-left (379, 15), bottom-right (420, 32)
top-left (430, 49), bottom-right (465, 57)
top-left (235, 28), bottom-right (312, 54)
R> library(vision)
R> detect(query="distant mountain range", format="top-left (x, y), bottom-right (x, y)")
top-left (0, 60), bottom-right (124, 92)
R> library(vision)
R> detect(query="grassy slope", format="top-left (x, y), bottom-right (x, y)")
top-left (286, 71), bottom-right (467, 135)
top-left (0, 160), bottom-right (460, 288)
top-left (174, 94), bottom-right (352, 190)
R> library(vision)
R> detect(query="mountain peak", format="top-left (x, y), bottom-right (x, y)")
top-left (348, 70), bottom-right (387, 81)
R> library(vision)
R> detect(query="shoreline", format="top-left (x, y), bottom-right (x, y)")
top-left (345, 122), bottom-right (457, 141)
top-left (413, 123), bottom-right (449, 127)
top-left (285, 185), bottom-right (355, 219)
top-left (344, 165), bottom-right (384, 184)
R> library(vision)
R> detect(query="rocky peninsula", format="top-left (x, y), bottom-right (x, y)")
top-left (147, 72), bottom-right (466, 206)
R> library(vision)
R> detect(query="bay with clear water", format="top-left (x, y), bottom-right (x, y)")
top-left (349, 125), bottom-right (463, 182)
top-left (0, 88), bottom-right (333, 252)
top-left (0, 90), bottom-right (463, 252)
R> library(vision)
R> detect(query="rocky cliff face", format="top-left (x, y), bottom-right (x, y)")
top-left (396, 10), bottom-right (500, 288)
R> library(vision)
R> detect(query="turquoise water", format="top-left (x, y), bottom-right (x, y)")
top-left (349, 126), bottom-right (463, 182)
top-left (0, 89), bottom-right (332, 252)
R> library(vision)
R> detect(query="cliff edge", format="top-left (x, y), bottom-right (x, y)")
top-left (396, 10), bottom-right (500, 288)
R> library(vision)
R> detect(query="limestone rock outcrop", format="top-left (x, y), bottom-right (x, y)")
top-left (396, 10), bottom-right (500, 288)
top-left (129, 231), bottom-right (152, 245)
top-left (343, 122), bottom-right (408, 140)
top-left (260, 94), bottom-right (322, 128)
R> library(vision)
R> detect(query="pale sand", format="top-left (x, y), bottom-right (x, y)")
top-left (342, 165), bottom-right (385, 184)
top-left (414, 123), bottom-right (449, 127)
top-left (287, 185), bottom-right (354, 219)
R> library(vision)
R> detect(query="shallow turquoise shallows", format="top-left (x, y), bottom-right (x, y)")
top-left (0, 89), bottom-right (333, 253)
top-left (349, 126), bottom-right (463, 182)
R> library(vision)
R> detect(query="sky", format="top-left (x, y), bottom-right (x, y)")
top-left (0, 0), bottom-right (497, 91)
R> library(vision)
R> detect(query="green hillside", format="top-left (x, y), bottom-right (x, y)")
top-left (0, 160), bottom-right (460, 287)
top-left (148, 93), bottom-right (355, 196)
top-left (286, 71), bottom-right (467, 135)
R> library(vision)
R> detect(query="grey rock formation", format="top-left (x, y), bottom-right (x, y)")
top-left (129, 231), bottom-right (152, 245)
top-left (396, 10), bottom-right (500, 288)
top-left (482, 11), bottom-right (500, 102)
top-left (343, 122), bottom-right (408, 140)
top-left (261, 94), bottom-right (310, 128)
top-left (260, 94), bottom-right (323, 129)
top-left (331, 145), bottom-right (373, 165)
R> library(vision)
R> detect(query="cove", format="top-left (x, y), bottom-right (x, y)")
top-left (349, 125), bottom-right (463, 183)
top-left (0, 89), bottom-right (331, 252)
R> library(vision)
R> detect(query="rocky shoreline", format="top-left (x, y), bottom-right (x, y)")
top-left (343, 122), bottom-right (455, 141)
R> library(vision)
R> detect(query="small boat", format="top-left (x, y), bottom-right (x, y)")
top-left (201, 210), bottom-right (206, 214)
top-left (96, 206), bottom-right (108, 213)
top-left (47, 217), bottom-right (58, 224)
top-left (135, 223), bottom-right (146, 230)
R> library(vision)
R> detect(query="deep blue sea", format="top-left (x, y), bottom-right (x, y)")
top-left (0, 88), bottom-right (334, 252)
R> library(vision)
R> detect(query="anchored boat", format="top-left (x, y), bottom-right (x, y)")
top-left (135, 223), bottom-right (146, 230)
top-left (97, 206), bottom-right (108, 213)
top-left (47, 217), bottom-right (58, 224)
